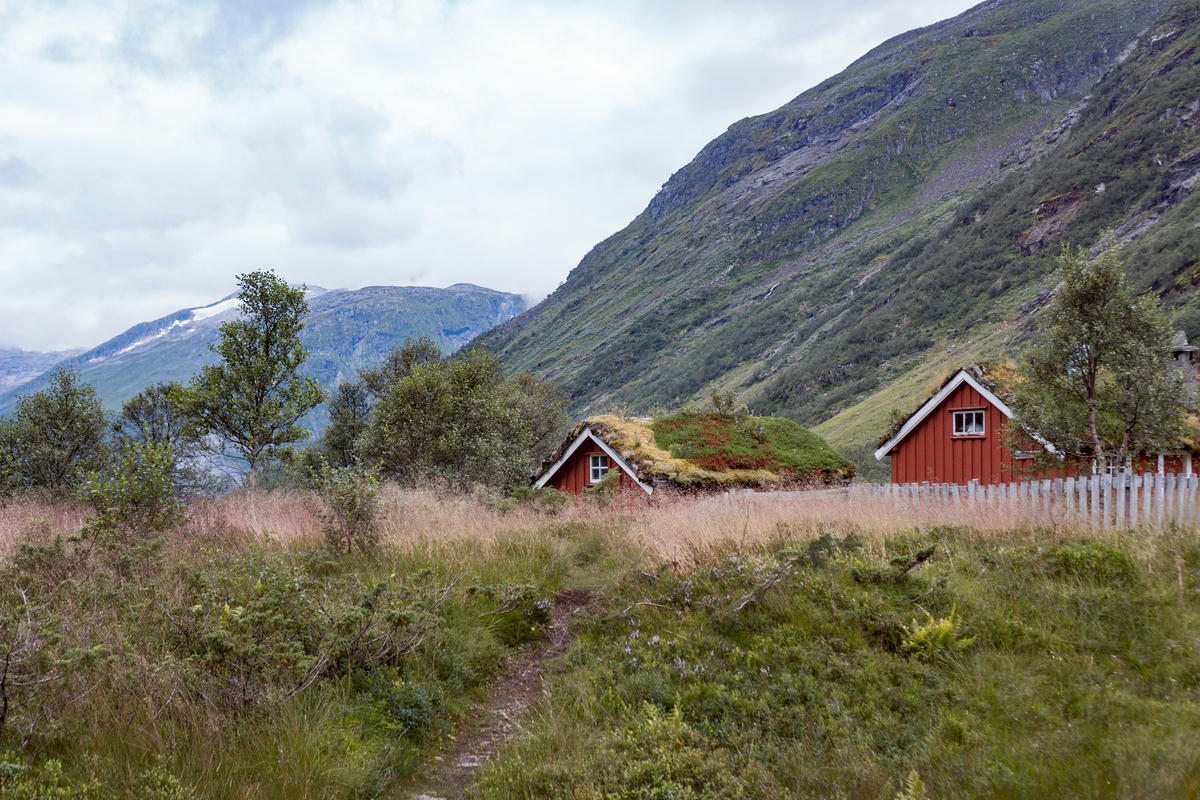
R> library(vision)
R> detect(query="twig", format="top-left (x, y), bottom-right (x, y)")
top-left (732, 555), bottom-right (801, 612)
top-left (621, 601), bottom-right (673, 614)
top-left (895, 546), bottom-right (935, 577)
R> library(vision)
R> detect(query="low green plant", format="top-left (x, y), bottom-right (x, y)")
top-left (1049, 541), bottom-right (1139, 585)
top-left (894, 768), bottom-right (930, 800)
top-left (902, 607), bottom-right (974, 662)
top-left (316, 464), bottom-right (382, 553)
top-left (583, 467), bottom-right (619, 506)
top-left (508, 486), bottom-right (572, 513)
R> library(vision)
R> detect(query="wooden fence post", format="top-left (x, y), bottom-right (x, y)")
top-left (1114, 472), bottom-right (1125, 527)
top-left (1088, 474), bottom-right (1098, 529)
top-left (1142, 473), bottom-right (1152, 525)
top-left (1129, 473), bottom-right (1138, 528)
top-left (1152, 472), bottom-right (1161, 527)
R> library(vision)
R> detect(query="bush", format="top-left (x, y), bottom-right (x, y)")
top-left (1049, 541), bottom-right (1139, 585)
top-left (317, 464), bottom-right (382, 553)
top-left (78, 440), bottom-right (185, 539)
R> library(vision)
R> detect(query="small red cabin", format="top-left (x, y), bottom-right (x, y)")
top-left (874, 368), bottom-right (1191, 485)
top-left (533, 426), bottom-right (653, 496)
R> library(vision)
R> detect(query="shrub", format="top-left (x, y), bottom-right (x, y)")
top-left (317, 464), bottom-right (382, 553)
top-left (0, 753), bottom-right (103, 800)
top-left (78, 440), bottom-right (185, 539)
top-left (508, 486), bottom-right (572, 513)
top-left (470, 583), bottom-right (554, 646)
top-left (1049, 541), bottom-right (1139, 585)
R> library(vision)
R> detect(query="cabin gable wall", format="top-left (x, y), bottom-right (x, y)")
top-left (545, 439), bottom-right (636, 495)
top-left (890, 382), bottom-right (1014, 485)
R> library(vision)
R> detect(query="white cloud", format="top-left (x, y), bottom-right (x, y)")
top-left (0, 0), bottom-right (974, 350)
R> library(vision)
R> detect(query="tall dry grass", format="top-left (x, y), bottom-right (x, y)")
top-left (0, 494), bottom-right (90, 557)
top-left (2, 483), bottom-right (1167, 572)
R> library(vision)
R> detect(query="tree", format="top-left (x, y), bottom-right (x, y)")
top-left (321, 382), bottom-right (371, 468)
top-left (114, 381), bottom-right (214, 494)
top-left (358, 335), bottom-right (442, 399)
top-left (320, 337), bottom-right (445, 468)
top-left (357, 347), bottom-right (567, 488)
top-left (1009, 246), bottom-right (1188, 473)
top-left (0, 367), bottom-right (109, 494)
top-left (182, 270), bottom-right (324, 481)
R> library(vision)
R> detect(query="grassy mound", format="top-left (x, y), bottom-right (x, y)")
top-left (586, 413), bottom-right (854, 489)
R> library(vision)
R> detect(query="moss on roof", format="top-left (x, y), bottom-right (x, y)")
top-left (572, 412), bottom-right (854, 490)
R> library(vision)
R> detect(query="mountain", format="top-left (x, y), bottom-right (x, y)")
top-left (0, 347), bottom-right (82, 393)
top-left (0, 284), bottom-right (526, 427)
top-left (478, 0), bottom-right (1200, 479)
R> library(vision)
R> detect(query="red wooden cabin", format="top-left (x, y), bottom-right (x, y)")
top-left (533, 425), bottom-right (653, 496)
top-left (874, 368), bottom-right (1192, 485)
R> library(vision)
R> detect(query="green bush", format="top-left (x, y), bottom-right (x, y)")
top-left (78, 439), bottom-right (185, 540)
top-left (316, 464), bottom-right (381, 553)
top-left (1049, 541), bottom-right (1139, 585)
top-left (470, 583), bottom-right (554, 646)
top-left (0, 753), bottom-right (103, 800)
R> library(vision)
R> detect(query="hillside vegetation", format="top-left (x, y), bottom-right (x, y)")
top-left (1, 489), bottom-right (1198, 798)
top-left (479, 0), bottom-right (1200, 479)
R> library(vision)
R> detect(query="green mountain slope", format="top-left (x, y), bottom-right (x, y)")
top-left (0, 284), bottom-right (525, 431)
top-left (479, 0), bottom-right (1200, 479)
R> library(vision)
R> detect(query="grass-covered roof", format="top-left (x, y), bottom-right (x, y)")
top-left (547, 412), bottom-right (854, 490)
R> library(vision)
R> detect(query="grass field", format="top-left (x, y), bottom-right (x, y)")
top-left (1, 486), bottom-right (1198, 798)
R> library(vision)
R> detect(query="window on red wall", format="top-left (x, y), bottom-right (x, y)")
top-left (952, 409), bottom-right (985, 436)
top-left (589, 454), bottom-right (610, 483)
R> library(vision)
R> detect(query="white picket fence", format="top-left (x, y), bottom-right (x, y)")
top-left (850, 473), bottom-right (1200, 529)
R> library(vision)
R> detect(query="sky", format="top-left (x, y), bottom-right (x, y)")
top-left (0, 0), bottom-right (976, 352)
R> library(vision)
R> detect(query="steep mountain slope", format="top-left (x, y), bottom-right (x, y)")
top-left (480, 0), bottom-right (1200, 478)
top-left (0, 284), bottom-right (525, 423)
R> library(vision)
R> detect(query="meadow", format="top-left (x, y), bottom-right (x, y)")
top-left (1, 486), bottom-right (1198, 798)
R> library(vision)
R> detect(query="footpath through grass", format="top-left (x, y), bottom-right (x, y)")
top-left (1, 490), bottom-right (1199, 798)
top-left (475, 525), bottom-right (1200, 799)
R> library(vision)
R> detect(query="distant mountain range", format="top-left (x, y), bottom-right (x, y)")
top-left (0, 347), bottom-right (84, 393)
top-left (478, 0), bottom-right (1200, 478)
top-left (0, 283), bottom-right (525, 433)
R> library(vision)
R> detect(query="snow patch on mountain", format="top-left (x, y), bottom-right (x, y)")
top-left (190, 297), bottom-right (240, 322)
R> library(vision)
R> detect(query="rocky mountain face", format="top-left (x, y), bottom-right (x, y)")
top-left (0, 284), bottom-right (525, 431)
top-left (0, 347), bottom-right (81, 392)
top-left (478, 0), bottom-right (1200, 477)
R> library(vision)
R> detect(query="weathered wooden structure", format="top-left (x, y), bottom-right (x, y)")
top-left (533, 425), bottom-right (652, 496)
top-left (875, 367), bottom-right (1191, 485)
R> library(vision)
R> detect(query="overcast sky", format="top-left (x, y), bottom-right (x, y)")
top-left (0, 0), bottom-right (975, 351)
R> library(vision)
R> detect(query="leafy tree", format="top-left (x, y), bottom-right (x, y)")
top-left (506, 370), bottom-right (569, 460)
top-left (182, 270), bottom-right (324, 481)
top-left (321, 382), bottom-right (371, 468)
top-left (114, 381), bottom-right (214, 494)
top-left (320, 337), bottom-right (446, 468)
top-left (1009, 247), bottom-right (1188, 472)
top-left (357, 348), bottom-right (566, 488)
top-left (358, 335), bottom-right (442, 399)
top-left (79, 439), bottom-right (186, 540)
top-left (0, 367), bottom-right (108, 494)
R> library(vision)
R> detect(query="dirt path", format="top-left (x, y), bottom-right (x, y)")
top-left (400, 588), bottom-right (591, 800)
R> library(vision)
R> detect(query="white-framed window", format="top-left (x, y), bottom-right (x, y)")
top-left (589, 454), bottom-right (610, 483)
top-left (952, 409), bottom-right (985, 436)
